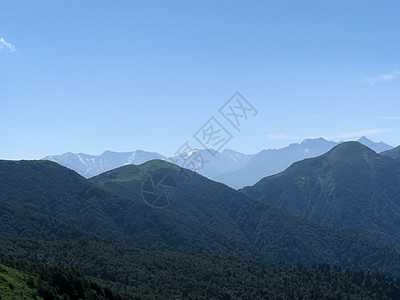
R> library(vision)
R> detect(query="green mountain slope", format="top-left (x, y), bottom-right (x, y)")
top-left (0, 201), bottom-right (97, 241)
top-left (0, 160), bottom-right (260, 258)
top-left (91, 159), bottom-right (400, 274)
top-left (243, 142), bottom-right (400, 251)
top-left (0, 263), bottom-right (38, 300)
top-left (381, 144), bottom-right (400, 160)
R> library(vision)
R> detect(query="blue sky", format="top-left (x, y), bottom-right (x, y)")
top-left (1, 0), bottom-right (400, 159)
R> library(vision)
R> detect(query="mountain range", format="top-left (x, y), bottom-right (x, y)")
top-left (43, 150), bottom-right (165, 178)
top-left (2, 158), bottom-right (399, 272)
top-left (43, 136), bottom-right (393, 189)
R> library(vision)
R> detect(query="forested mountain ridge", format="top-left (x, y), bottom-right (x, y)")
top-left (243, 141), bottom-right (400, 251)
top-left (213, 136), bottom-right (392, 188)
top-left (90, 159), bottom-right (400, 274)
top-left (0, 160), bottom-right (259, 258)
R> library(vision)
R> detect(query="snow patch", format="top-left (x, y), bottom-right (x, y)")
top-left (186, 149), bottom-right (199, 158)
top-left (77, 155), bottom-right (87, 165)
top-left (128, 152), bottom-right (136, 164)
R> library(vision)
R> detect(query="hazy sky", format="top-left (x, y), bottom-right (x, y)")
top-left (1, 0), bottom-right (400, 159)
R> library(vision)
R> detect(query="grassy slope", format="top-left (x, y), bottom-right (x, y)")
top-left (0, 263), bottom-right (39, 300)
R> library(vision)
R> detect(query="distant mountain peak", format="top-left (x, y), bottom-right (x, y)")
top-left (300, 137), bottom-right (337, 149)
top-left (357, 136), bottom-right (393, 153)
top-left (358, 136), bottom-right (370, 143)
top-left (42, 150), bottom-right (166, 178)
top-left (301, 137), bottom-right (328, 145)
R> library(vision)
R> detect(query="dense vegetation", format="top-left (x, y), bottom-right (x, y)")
top-left (243, 142), bottom-right (400, 251)
top-left (0, 263), bottom-right (38, 299)
top-left (0, 255), bottom-right (132, 300)
top-left (2, 243), bottom-right (400, 299)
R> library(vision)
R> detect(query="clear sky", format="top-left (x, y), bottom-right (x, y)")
top-left (1, 0), bottom-right (400, 159)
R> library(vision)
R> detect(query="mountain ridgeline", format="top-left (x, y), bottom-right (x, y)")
top-left (214, 137), bottom-right (340, 188)
top-left (382, 145), bottom-right (400, 160)
top-left (90, 159), bottom-right (400, 274)
top-left (0, 160), bottom-right (256, 256)
top-left (43, 150), bottom-right (166, 178)
top-left (42, 136), bottom-right (393, 188)
top-left (243, 141), bottom-right (400, 252)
